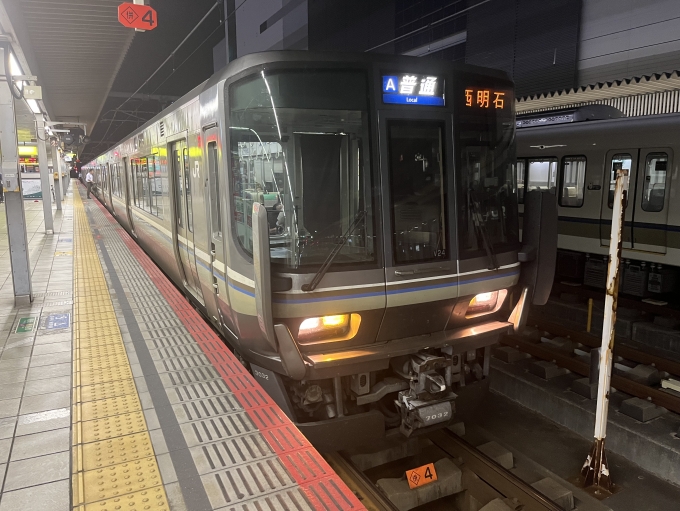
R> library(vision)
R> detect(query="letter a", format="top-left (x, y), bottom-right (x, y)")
top-left (386, 78), bottom-right (396, 92)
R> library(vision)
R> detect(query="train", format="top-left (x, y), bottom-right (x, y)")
top-left (516, 106), bottom-right (680, 298)
top-left (84, 51), bottom-right (555, 451)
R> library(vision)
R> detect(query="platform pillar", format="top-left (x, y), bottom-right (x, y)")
top-left (0, 45), bottom-right (32, 304)
top-left (35, 114), bottom-right (54, 233)
top-left (53, 148), bottom-right (62, 210)
top-left (579, 166), bottom-right (629, 495)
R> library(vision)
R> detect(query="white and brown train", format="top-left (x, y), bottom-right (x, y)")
top-left (517, 106), bottom-right (680, 297)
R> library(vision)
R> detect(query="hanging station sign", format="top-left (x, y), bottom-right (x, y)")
top-left (118, 3), bottom-right (158, 31)
top-left (382, 74), bottom-right (445, 106)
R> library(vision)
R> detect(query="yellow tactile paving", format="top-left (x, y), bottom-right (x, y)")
top-left (78, 380), bottom-right (139, 404)
top-left (71, 189), bottom-right (169, 511)
top-left (81, 432), bottom-right (156, 470)
top-left (74, 485), bottom-right (169, 511)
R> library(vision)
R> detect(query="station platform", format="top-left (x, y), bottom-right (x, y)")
top-left (0, 181), bottom-right (363, 511)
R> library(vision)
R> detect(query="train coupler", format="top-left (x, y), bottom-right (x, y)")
top-left (393, 352), bottom-right (458, 436)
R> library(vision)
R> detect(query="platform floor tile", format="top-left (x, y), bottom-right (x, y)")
top-left (0, 185), bottom-right (74, 511)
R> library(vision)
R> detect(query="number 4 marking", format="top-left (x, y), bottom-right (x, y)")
top-left (424, 467), bottom-right (433, 479)
top-left (142, 9), bottom-right (155, 27)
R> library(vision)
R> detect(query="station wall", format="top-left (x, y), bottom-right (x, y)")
top-left (578, 0), bottom-right (680, 85)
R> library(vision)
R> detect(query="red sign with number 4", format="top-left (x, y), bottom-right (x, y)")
top-left (118, 3), bottom-right (158, 31)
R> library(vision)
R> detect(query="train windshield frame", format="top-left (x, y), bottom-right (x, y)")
top-left (227, 68), bottom-right (377, 271)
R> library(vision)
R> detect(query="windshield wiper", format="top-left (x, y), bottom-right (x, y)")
top-left (469, 189), bottom-right (499, 270)
top-left (301, 210), bottom-right (366, 292)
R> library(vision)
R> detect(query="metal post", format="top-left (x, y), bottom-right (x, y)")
top-left (35, 115), bottom-right (54, 233)
top-left (0, 46), bottom-right (32, 304)
top-left (579, 167), bottom-right (629, 495)
top-left (586, 298), bottom-right (593, 333)
top-left (53, 148), bottom-right (62, 210)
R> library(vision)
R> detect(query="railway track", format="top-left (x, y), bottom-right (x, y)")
top-left (326, 428), bottom-right (564, 511)
top-left (499, 313), bottom-right (680, 415)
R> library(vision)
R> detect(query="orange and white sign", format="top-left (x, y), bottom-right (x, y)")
top-left (405, 463), bottom-right (438, 490)
top-left (118, 3), bottom-right (158, 31)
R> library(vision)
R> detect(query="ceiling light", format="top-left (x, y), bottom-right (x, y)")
top-left (8, 52), bottom-right (22, 76)
top-left (26, 99), bottom-right (41, 114)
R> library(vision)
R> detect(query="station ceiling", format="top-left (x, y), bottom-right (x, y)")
top-left (2, 0), bottom-right (135, 133)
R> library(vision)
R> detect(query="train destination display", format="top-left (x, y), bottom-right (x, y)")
top-left (382, 73), bottom-right (445, 106)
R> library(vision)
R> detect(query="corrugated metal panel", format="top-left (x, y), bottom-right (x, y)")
top-left (518, 88), bottom-right (680, 117)
top-left (5, 0), bottom-right (135, 132)
top-left (517, 69), bottom-right (680, 116)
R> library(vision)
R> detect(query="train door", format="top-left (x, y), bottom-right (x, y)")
top-left (376, 112), bottom-right (457, 341)
top-left (123, 158), bottom-right (136, 235)
top-left (106, 163), bottom-right (113, 208)
top-left (202, 127), bottom-right (225, 323)
top-left (600, 150), bottom-right (638, 248)
top-left (631, 148), bottom-right (672, 254)
top-left (170, 139), bottom-right (203, 300)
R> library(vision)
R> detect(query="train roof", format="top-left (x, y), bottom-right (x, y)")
top-left (88, 50), bottom-right (512, 164)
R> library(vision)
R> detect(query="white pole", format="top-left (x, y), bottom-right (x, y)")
top-left (580, 166), bottom-right (629, 493)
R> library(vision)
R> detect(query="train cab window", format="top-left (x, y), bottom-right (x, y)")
top-left (527, 158), bottom-right (557, 193)
top-left (457, 79), bottom-right (518, 259)
top-left (388, 121), bottom-right (447, 263)
top-left (559, 156), bottom-right (586, 207)
top-left (516, 158), bottom-right (526, 203)
top-left (183, 148), bottom-right (193, 232)
top-left (641, 153), bottom-right (668, 212)
top-left (207, 142), bottom-right (221, 237)
top-left (228, 70), bottom-right (375, 270)
top-left (607, 154), bottom-right (632, 208)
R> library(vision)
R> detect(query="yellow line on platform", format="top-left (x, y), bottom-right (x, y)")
top-left (71, 190), bottom-right (169, 511)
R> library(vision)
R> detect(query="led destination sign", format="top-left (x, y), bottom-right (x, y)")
top-left (382, 74), bottom-right (445, 106)
top-left (465, 88), bottom-right (507, 109)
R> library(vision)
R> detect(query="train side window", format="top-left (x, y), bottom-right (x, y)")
top-left (527, 158), bottom-right (557, 193)
top-left (516, 158), bottom-right (526, 203)
top-left (607, 154), bottom-right (632, 208)
top-left (147, 155), bottom-right (156, 216)
top-left (559, 156), bottom-right (586, 207)
top-left (141, 157), bottom-right (150, 212)
top-left (184, 148), bottom-right (193, 232)
top-left (173, 150), bottom-right (183, 228)
top-left (641, 153), bottom-right (668, 212)
top-left (207, 142), bottom-right (221, 237)
top-left (132, 160), bottom-right (139, 207)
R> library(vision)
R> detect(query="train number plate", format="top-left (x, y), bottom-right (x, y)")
top-left (406, 463), bottom-right (438, 490)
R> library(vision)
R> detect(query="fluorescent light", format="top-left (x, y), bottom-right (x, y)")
top-left (27, 99), bottom-right (41, 114)
top-left (8, 52), bottom-right (22, 76)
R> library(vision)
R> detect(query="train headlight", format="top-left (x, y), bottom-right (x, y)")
top-left (298, 314), bottom-right (361, 343)
top-left (465, 289), bottom-right (507, 318)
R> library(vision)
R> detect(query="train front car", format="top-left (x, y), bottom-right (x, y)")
top-left (223, 53), bottom-right (532, 450)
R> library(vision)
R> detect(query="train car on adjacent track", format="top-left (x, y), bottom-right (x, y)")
top-left (516, 107), bottom-right (680, 296)
top-left (85, 51), bottom-right (554, 450)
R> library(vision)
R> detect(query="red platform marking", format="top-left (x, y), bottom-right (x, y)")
top-left (88, 198), bottom-right (365, 510)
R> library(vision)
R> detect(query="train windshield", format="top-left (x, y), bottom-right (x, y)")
top-left (456, 79), bottom-right (519, 260)
top-left (229, 70), bottom-right (375, 270)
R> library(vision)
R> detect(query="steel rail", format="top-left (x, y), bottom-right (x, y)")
top-left (323, 452), bottom-right (401, 511)
top-left (501, 334), bottom-right (680, 415)
top-left (428, 430), bottom-right (563, 511)
top-left (529, 315), bottom-right (680, 378)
